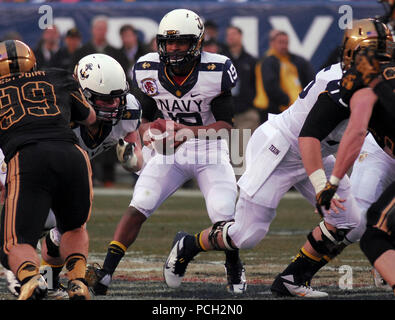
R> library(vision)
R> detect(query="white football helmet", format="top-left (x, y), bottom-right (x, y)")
top-left (156, 9), bottom-right (204, 67)
top-left (74, 53), bottom-right (129, 124)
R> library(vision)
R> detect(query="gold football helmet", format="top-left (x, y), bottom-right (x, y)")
top-left (0, 40), bottom-right (36, 77)
top-left (341, 18), bottom-right (393, 70)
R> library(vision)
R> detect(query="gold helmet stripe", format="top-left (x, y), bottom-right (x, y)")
top-left (5, 40), bottom-right (19, 74)
top-left (373, 19), bottom-right (388, 51)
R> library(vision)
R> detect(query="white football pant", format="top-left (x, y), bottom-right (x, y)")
top-left (343, 134), bottom-right (395, 243)
top-left (130, 140), bottom-right (237, 223)
top-left (228, 123), bottom-right (361, 250)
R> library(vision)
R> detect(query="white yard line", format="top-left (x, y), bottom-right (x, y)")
top-left (93, 188), bottom-right (304, 200)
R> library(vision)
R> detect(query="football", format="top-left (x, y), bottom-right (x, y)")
top-left (147, 119), bottom-right (176, 155)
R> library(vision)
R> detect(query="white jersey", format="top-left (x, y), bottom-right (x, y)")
top-left (73, 93), bottom-right (141, 159)
top-left (130, 52), bottom-right (238, 220)
top-left (133, 51), bottom-right (236, 126)
top-left (270, 63), bottom-right (347, 158)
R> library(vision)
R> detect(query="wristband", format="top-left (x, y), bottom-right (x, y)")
top-left (329, 175), bottom-right (340, 186)
top-left (309, 169), bottom-right (327, 195)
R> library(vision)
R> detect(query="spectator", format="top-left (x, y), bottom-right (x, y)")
top-left (203, 20), bottom-right (227, 54)
top-left (119, 24), bottom-right (150, 82)
top-left (71, 16), bottom-right (129, 76)
top-left (202, 38), bottom-right (221, 53)
top-left (52, 27), bottom-right (82, 71)
top-left (1, 30), bottom-right (23, 42)
top-left (34, 26), bottom-right (60, 69)
top-left (254, 30), bottom-right (314, 123)
top-left (223, 25), bottom-right (259, 132)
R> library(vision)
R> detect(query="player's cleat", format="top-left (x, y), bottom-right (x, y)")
top-left (271, 273), bottom-right (328, 298)
top-left (18, 274), bottom-right (48, 300)
top-left (67, 279), bottom-right (91, 300)
top-left (5, 269), bottom-right (21, 297)
top-left (225, 260), bottom-right (247, 293)
top-left (85, 264), bottom-right (111, 295)
top-left (371, 268), bottom-right (391, 290)
top-left (163, 231), bottom-right (195, 288)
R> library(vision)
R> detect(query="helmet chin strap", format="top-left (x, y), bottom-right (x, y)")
top-left (168, 59), bottom-right (197, 76)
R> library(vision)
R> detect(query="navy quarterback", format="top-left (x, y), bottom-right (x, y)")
top-left (86, 8), bottom-right (247, 295)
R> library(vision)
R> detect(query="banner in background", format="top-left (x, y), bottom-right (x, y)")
top-left (0, 2), bottom-right (386, 71)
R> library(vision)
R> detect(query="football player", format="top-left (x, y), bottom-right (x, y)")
top-left (0, 39), bottom-right (96, 300)
top-left (270, 19), bottom-right (395, 297)
top-left (314, 45), bottom-right (395, 292)
top-left (2, 53), bottom-right (143, 299)
top-left (162, 18), bottom-right (392, 298)
top-left (85, 9), bottom-right (246, 295)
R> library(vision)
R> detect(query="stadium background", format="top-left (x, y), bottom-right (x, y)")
top-left (0, 0), bottom-right (393, 305)
top-left (0, 1), bottom-right (386, 71)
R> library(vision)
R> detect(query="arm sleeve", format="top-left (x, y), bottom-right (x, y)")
top-left (69, 88), bottom-right (92, 122)
top-left (261, 56), bottom-right (290, 107)
top-left (130, 84), bottom-right (158, 122)
top-left (211, 90), bottom-right (235, 126)
top-left (299, 93), bottom-right (350, 140)
top-left (221, 59), bottom-right (238, 92)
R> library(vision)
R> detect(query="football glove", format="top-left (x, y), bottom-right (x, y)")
top-left (116, 139), bottom-right (139, 172)
top-left (315, 181), bottom-right (338, 217)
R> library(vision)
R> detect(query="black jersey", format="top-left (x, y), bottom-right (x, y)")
top-left (339, 62), bottom-right (395, 157)
top-left (0, 68), bottom-right (91, 162)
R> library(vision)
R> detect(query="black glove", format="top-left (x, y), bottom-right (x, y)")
top-left (315, 181), bottom-right (338, 217)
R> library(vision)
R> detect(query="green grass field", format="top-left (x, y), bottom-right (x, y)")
top-left (84, 189), bottom-right (390, 300)
top-left (0, 188), bottom-right (392, 301)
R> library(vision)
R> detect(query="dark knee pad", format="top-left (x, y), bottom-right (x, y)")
top-left (360, 226), bottom-right (394, 265)
top-left (307, 221), bottom-right (350, 256)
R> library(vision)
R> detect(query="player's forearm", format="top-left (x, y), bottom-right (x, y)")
top-left (177, 121), bottom-right (232, 139)
top-left (331, 88), bottom-right (376, 180)
top-left (299, 136), bottom-right (327, 194)
top-left (138, 119), bottom-right (152, 145)
top-left (332, 126), bottom-right (366, 180)
top-left (298, 136), bottom-right (324, 176)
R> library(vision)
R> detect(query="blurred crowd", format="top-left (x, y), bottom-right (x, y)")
top-left (2, 16), bottom-right (318, 187)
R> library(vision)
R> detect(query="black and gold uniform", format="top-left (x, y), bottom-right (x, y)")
top-left (339, 59), bottom-right (395, 157)
top-left (360, 182), bottom-right (395, 266)
top-left (0, 40), bottom-right (93, 269)
top-left (341, 53), bottom-right (395, 274)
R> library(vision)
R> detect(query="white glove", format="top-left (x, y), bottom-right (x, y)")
top-left (5, 269), bottom-right (20, 297)
top-left (116, 139), bottom-right (139, 172)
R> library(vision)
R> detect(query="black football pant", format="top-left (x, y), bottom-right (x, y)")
top-left (0, 141), bottom-right (92, 269)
